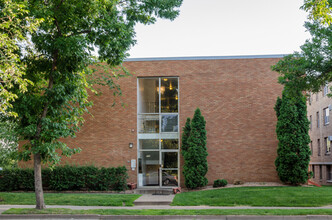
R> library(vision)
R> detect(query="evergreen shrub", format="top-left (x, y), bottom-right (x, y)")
top-left (274, 89), bottom-right (311, 185)
top-left (213, 179), bottom-right (228, 188)
top-left (0, 165), bottom-right (128, 191)
top-left (182, 108), bottom-right (208, 189)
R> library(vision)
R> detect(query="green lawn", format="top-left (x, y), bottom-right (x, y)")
top-left (0, 193), bottom-right (140, 206)
top-left (4, 208), bottom-right (332, 216)
top-left (172, 186), bottom-right (332, 207)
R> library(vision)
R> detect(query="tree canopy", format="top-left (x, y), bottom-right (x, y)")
top-left (302, 0), bottom-right (332, 25)
top-left (273, 0), bottom-right (332, 92)
top-left (2, 0), bottom-right (183, 209)
top-left (0, 0), bottom-right (41, 116)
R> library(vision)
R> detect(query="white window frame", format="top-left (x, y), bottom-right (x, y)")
top-left (324, 107), bottom-right (329, 125)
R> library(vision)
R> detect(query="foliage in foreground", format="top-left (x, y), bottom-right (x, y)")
top-left (302, 0), bottom-right (332, 25)
top-left (272, 0), bottom-right (332, 93)
top-left (172, 186), bottom-right (332, 207)
top-left (182, 108), bottom-right (208, 189)
top-left (0, 119), bottom-right (18, 168)
top-left (0, 0), bottom-right (41, 116)
top-left (2, 0), bottom-right (183, 209)
top-left (274, 89), bottom-right (311, 185)
top-left (5, 208), bottom-right (332, 216)
top-left (0, 165), bottom-right (128, 191)
top-left (0, 193), bottom-right (140, 206)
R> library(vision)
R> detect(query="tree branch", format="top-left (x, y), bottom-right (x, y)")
top-left (54, 17), bottom-right (62, 36)
top-left (55, 0), bottom-right (64, 11)
top-left (34, 49), bottom-right (58, 140)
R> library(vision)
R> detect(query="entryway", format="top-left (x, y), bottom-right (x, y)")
top-left (137, 77), bottom-right (180, 188)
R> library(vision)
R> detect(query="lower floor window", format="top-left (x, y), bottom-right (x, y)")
top-left (327, 165), bottom-right (332, 181)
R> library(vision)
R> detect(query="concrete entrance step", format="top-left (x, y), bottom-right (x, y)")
top-left (134, 188), bottom-right (173, 195)
top-left (133, 194), bottom-right (175, 206)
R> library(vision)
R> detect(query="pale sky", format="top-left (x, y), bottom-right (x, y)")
top-left (128, 0), bottom-right (310, 58)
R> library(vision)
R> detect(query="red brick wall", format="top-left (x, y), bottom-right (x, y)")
top-left (24, 58), bottom-right (283, 185)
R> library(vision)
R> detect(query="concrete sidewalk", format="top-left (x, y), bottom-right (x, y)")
top-left (2, 204), bottom-right (332, 211)
top-left (1, 205), bottom-right (332, 220)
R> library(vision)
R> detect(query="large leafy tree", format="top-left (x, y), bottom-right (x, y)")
top-left (0, 0), bottom-right (41, 116)
top-left (272, 0), bottom-right (332, 92)
top-left (274, 88), bottom-right (311, 185)
top-left (182, 108), bottom-right (208, 189)
top-left (5, 0), bottom-right (183, 209)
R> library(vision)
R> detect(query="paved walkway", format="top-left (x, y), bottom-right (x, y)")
top-left (1, 204), bottom-right (332, 220)
top-left (133, 194), bottom-right (175, 205)
top-left (2, 204), bottom-right (332, 211)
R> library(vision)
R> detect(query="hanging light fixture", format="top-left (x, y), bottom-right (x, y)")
top-left (157, 86), bottom-right (165, 94)
top-left (169, 81), bottom-right (173, 90)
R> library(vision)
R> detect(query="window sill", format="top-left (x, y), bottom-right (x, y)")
top-left (327, 180), bottom-right (332, 183)
top-left (325, 153), bottom-right (331, 156)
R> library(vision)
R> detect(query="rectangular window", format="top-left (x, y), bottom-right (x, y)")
top-left (310, 140), bottom-right (313, 155)
top-left (317, 111), bottom-right (320, 128)
top-left (326, 137), bottom-right (331, 154)
top-left (138, 78), bottom-right (159, 113)
top-left (138, 115), bottom-right (159, 133)
top-left (327, 165), bottom-right (332, 181)
top-left (313, 165), bottom-right (315, 178)
top-left (324, 108), bottom-right (330, 125)
top-left (320, 165), bottom-right (322, 179)
top-left (310, 115), bottom-right (312, 130)
top-left (308, 92), bottom-right (312, 105)
top-left (324, 84), bottom-right (329, 96)
top-left (161, 78), bottom-right (178, 113)
top-left (318, 139), bottom-right (321, 156)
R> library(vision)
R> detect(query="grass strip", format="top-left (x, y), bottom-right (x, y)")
top-left (4, 208), bottom-right (332, 216)
top-left (0, 193), bottom-right (140, 206)
top-left (172, 186), bottom-right (332, 207)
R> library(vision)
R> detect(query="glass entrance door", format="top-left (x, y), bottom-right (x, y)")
top-left (137, 77), bottom-right (179, 188)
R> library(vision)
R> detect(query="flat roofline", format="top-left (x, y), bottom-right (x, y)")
top-left (125, 54), bottom-right (287, 62)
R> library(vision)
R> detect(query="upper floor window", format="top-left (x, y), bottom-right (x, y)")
top-left (310, 115), bottom-right (312, 130)
top-left (324, 108), bottom-right (330, 125)
top-left (138, 77), bottom-right (179, 134)
top-left (318, 138), bottom-right (321, 156)
top-left (317, 111), bottom-right (320, 128)
top-left (324, 84), bottom-right (329, 96)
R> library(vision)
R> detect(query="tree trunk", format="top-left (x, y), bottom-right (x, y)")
top-left (34, 153), bottom-right (46, 209)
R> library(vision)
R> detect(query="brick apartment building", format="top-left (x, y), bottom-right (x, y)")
top-left (61, 55), bottom-right (284, 188)
top-left (307, 84), bottom-right (332, 185)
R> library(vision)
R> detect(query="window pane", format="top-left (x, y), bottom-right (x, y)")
top-left (161, 139), bottom-right (178, 149)
top-left (162, 152), bottom-right (178, 168)
top-left (161, 115), bottom-right (178, 132)
top-left (138, 78), bottom-right (159, 113)
top-left (138, 151), bottom-right (160, 186)
top-left (138, 115), bottom-right (159, 133)
top-left (161, 78), bottom-right (178, 113)
top-left (162, 170), bottom-right (178, 186)
top-left (140, 139), bottom-right (159, 150)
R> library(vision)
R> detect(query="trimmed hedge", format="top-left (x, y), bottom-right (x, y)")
top-left (0, 165), bottom-right (128, 192)
top-left (213, 179), bottom-right (228, 188)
